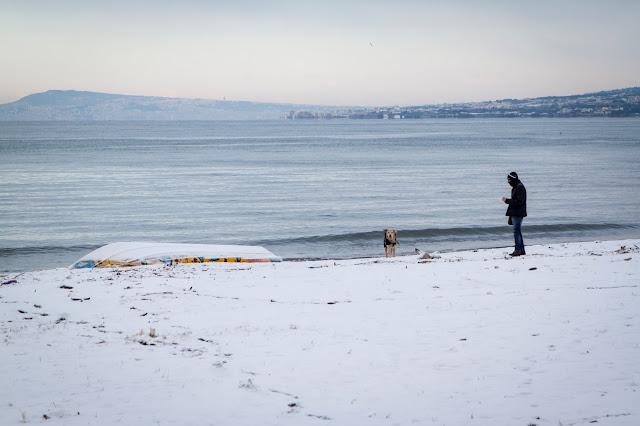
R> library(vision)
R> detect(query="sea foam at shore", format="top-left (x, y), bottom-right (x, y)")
top-left (1, 240), bottom-right (638, 425)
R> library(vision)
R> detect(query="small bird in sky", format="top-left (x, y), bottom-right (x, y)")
top-left (369, 42), bottom-right (374, 47)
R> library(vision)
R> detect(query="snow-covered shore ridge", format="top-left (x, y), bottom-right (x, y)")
top-left (1, 240), bottom-right (638, 425)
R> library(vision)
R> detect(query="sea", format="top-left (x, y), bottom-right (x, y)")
top-left (1, 118), bottom-right (639, 273)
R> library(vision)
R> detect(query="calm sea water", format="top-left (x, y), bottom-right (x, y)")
top-left (1, 119), bottom-right (639, 273)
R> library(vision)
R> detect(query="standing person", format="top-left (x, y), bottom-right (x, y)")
top-left (502, 172), bottom-right (527, 256)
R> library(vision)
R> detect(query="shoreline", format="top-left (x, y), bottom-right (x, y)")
top-left (3, 233), bottom-right (640, 276)
top-left (1, 239), bottom-right (638, 425)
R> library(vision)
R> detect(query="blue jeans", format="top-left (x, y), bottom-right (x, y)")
top-left (511, 216), bottom-right (525, 253)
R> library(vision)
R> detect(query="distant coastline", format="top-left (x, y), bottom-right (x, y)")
top-left (287, 87), bottom-right (640, 120)
top-left (1, 87), bottom-right (638, 121)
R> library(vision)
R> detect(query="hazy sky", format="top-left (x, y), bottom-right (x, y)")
top-left (1, 0), bottom-right (639, 106)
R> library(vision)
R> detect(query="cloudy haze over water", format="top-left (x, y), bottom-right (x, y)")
top-left (1, 0), bottom-right (639, 106)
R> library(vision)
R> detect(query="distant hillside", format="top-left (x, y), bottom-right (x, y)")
top-left (1, 88), bottom-right (639, 120)
top-left (0, 90), bottom-right (341, 121)
top-left (320, 87), bottom-right (640, 119)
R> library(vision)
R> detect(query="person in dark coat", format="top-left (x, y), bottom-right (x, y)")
top-left (502, 172), bottom-right (527, 256)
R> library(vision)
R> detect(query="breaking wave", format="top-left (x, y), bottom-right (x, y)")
top-left (259, 223), bottom-right (636, 246)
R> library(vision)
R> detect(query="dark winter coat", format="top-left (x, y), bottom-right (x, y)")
top-left (505, 182), bottom-right (527, 217)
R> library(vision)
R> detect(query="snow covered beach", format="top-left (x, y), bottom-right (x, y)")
top-left (1, 240), bottom-right (638, 426)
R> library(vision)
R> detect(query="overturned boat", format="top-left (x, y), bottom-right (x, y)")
top-left (70, 242), bottom-right (283, 268)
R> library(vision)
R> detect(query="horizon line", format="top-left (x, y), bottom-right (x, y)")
top-left (5, 86), bottom-right (640, 110)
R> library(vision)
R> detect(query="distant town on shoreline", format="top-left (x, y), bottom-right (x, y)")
top-left (287, 87), bottom-right (640, 120)
top-left (1, 87), bottom-right (638, 121)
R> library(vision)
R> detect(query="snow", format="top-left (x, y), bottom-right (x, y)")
top-left (1, 240), bottom-right (638, 425)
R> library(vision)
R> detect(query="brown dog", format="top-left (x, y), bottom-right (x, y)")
top-left (383, 229), bottom-right (398, 257)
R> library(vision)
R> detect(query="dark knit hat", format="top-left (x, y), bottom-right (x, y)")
top-left (508, 172), bottom-right (518, 180)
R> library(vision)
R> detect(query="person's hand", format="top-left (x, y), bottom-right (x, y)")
top-left (502, 197), bottom-right (507, 202)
